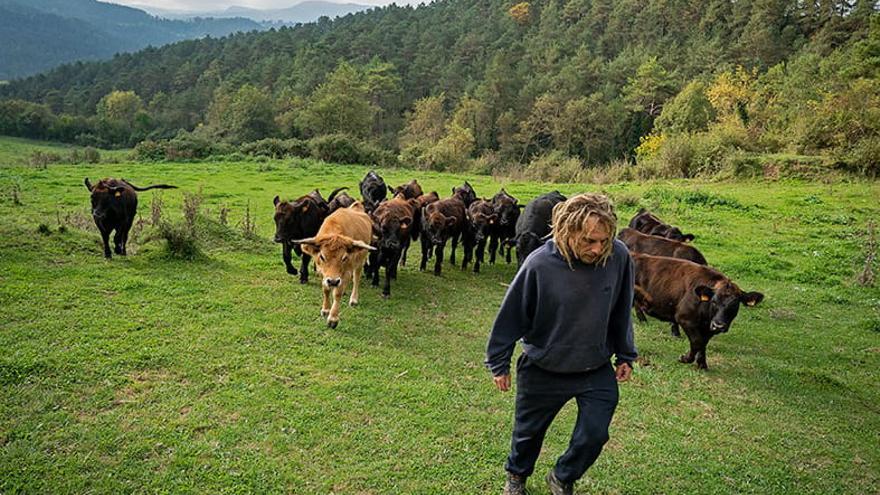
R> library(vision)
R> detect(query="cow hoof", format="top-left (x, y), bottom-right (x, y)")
top-left (327, 320), bottom-right (339, 329)
top-left (299, 278), bottom-right (308, 285)
top-left (320, 309), bottom-right (330, 317)
top-left (696, 363), bottom-right (708, 371)
top-left (349, 301), bottom-right (358, 307)
top-left (382, 293), bottom-right (390, 299)
top-left (287, 268), bottom-right (298, 275)
top-left (679, 354), bottom-right (695, 364)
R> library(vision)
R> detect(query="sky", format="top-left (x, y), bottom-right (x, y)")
top-left (114, 0), bottom-right (421, 11)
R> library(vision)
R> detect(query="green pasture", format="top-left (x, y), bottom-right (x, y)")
top-left (1, 138), bottom-right (878, 494)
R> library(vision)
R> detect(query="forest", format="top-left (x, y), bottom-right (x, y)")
top-left (0, 0), bottom-right (878, 178)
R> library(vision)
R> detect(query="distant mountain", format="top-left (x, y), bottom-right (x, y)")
top-left (0, 0), bottom-right (262, 80)
top-left (135, 1), bottom-right (374, 24)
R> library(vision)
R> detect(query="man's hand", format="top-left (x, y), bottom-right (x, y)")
top-left (493, 373), bottom-right (511, 392)
top-left (615, 362), bottom-right (633, 382)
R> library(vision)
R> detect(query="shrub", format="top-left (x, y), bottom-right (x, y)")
top-left (82, 147), bottom-right (101, 164)
top-left (28, 150), bottom-right (63, 168)
top-left (132, 140), bottom-right (166, 161)
top-left (158, 221), bottom-right (201, 259)
top-left (523, 151), bottom-right (584, 183)
top-left (241, 138), bottom-right (309, 159)
top-left (308, 134), bottom-right (398, 167)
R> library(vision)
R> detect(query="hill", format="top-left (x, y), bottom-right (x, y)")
top-left (138, 1), bottom-right (375, 23)
top-left (0, 0), bottom-right (262, 80)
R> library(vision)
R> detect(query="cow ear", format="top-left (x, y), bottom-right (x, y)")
top-left (273, 195), bottom-right (280, 207)
top-left (293, 237), bottom-right (320, 257)
top-left (694, 285), bottom-right (714, 302)
top-left (445, 216), bottom-right (457, 227)
top-left (350, 240), bottom-right (376, 252)
top-left (400, 218), bottom-right (411, 230)
top-left (488, 214), bottom-right (498, 225)
top-left (301, 203), bottom-right (309, 213)
top-left (741, 291), bottom-right (764, 307)
top-left (683, 234), bottom-right (695, 242)
top-left (111, 186), bottom-right (124, 197)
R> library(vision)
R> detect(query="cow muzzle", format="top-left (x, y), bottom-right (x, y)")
top-left (324, 277), bottom-right (342, 288)
top-left (710, 321), bottom-right (728, 333)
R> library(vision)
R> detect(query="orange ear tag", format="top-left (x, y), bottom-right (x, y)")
top-left (700, 295), bottom-right (711, 302)
top-left (114, 191), bottom-right (122, 197)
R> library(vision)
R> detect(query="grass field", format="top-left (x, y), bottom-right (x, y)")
top-left (1, 137), bottom-right (879, 494)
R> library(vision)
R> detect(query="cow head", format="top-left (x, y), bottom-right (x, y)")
top-left (452, 181), bottom-right (477, 206)
top-left (694, 282), bottom-right (764, 334)
top-left (294, 235), bottom-right (375, 288)
top-left (468, 201), bottom-right (497, 244)
top-left (273, 196), bottom-right (320, 244)
top-left (492, 189), bottom-right (521, 227)
top-left (85, 178), bottom-right (126, 220)
top-left (424, 208), bottom-right (457, 246)
top-left (516, 232), bottom-right (543, 267)
top-left (651, 224), bottom-right (695, 242)
top-left (374, 214), bottom-right (413, 251)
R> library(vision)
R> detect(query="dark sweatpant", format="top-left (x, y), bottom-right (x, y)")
top-left (505, 354), bottom-right (619, 483)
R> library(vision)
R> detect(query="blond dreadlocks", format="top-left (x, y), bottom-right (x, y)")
top-left (551, 193), bottom-right (618, 267)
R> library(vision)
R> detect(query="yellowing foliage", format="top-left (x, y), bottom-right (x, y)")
top-left (706, 67), bottom-right (756, 118)
top-left (508, 2), bottom-right (531, 25)
top-left (635, 132), bottom-right (666, 159)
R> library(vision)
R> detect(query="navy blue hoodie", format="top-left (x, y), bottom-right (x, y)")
top-left (485, 239), bottom-right (637, 376)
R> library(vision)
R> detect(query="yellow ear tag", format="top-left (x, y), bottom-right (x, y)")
top-left (700, 295), bottom-right (711, 302)
top-left (114, 191), bottom-right (122, 197)
top-left (745, 300), bottom-right (756, 307)
top-left (302, 205), bottom-right (309, 212)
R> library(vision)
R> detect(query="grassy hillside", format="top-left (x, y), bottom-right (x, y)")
top-left (1, 137), bottom-right (878, 494)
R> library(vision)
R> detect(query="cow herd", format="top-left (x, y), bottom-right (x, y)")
top-left (83, 171), bottom-right (764, 369)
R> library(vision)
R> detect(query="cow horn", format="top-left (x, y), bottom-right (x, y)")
top-left (291, 237), bottom-right (318, 246)
top-left (84, 178), bottom-right (93, 191)
top-left (351, 240), bottom-right (376, 251)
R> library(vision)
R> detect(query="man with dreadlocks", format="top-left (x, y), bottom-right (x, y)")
top-left (486, 193), bottom-right (637, 495)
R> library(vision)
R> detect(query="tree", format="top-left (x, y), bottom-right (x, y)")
top-left (207, 84), bottom-right (275, 143)
top-left (450, 96), bottom-right (493, 152)
top-left (399, 94), bottom-right (447, 149)
top-left (655, 80), bottom-right (716, 134)
top-left (622, 57), bottom-right (676, 118)
top-left (96, 90), bottom-right (143, 124)
top-left (298, 62), bottom-right (377, 139)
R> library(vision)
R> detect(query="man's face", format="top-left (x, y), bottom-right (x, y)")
top-left (568, 216), bottom-right (611, 264)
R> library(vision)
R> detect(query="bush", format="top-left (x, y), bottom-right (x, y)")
top-left (241, 138), bottom-right (310, 159)
top-left (132, 140), bottom-right (166, 161)
top-left (523, 151), bottom-right (584, 183)
top-left (158, 221), bottom-right (201, 259)
top-left (308, 134), bottom-right (398, 167)
top-left (28, 150), bottom-right (63, 168)
top-left (470, 151), bottom-right (505, 176)
top-left (82, 147), bottom-right (100, 163)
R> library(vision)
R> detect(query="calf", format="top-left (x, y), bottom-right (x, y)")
top-left (293, 203), bottom-right (375, 328)
top-left (392, 179), bottom-right (424, 200)
top-left (406, 191), bottom-right (440, 266)
top-left (327, 190), bottom-right (356, 213)
top-left (462, 199), bottom-right (497, 273)
top-left (359, 170), bottom-right (390, 213)
top-left (369, 194), bottom-right (418, 297)
top-left (514, 190), bottom-right (567, 267)
top-left (618, 228), bottom-right (707, 265)
top-left (488, 189), bottom-right (521, 265)
top-left (84, 177), bottom-right (177, 258)
top-left (629, 208), bottom-right (695, 242)
top-left (419, 184), bottom-right (473, 276)
top-left (272, 187), bottom-right (346, 283)
top-left (631, 253), bottom-right (764, 370)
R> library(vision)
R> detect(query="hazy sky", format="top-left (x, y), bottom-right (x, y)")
top-left (114, 0), bottom-right (422, 11)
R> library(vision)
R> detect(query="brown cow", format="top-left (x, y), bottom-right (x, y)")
top-left (618, 228), bottom-right (707, 265)
top-left (462, 199), bottom-right (497, 273)
top-left (419, 183), bottom-right (473, 276)
top-left (393, 179), bottom-right (424, 200)
top-left (84, 177), bottom-right (177, 258)
top-left (369, 194), bottom-right (418, 297)
top-left (272, 187), bottom-right (347, 284)
top-left (294, 203), bottom-right (375, 328)
top-left (328, 190), bottom-right (356, 213)
top-left (629, 208), bottom-right (695, 242)
top-left (632, 253), bottom-right (764, 370)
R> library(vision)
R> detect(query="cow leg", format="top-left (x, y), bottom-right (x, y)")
top-left (400, 239), bottom-right (409, 267)
top-left (419, 237), bottom-right (430, 271)
top-left (282, 243), bottom-right (298, 275)
top-left (461, 240), bottom-right (473, 270)
top-left (488, 235), bottom-right (498, 264)
top-left (299, 254), bottom-right (311, 284)
top-left (350, 269), bottom-right (361, 307)
top-left (371, 251), bottom-right (382, 287)
top-left (474, 238), bottom-right (486, 273)
top-left (695, 345), bottom-right (709, 370)
top-left (449, 233), bottom-right (459, 265)
top-left (98, 224), bottom-right (112, 259)
top-left (119, 219), bottom-right (133, 256)
top-left (383, 252), bottom-right (400, 298)
top-left (434, 244), bottom-right (444, 276)
top-left (670, 323), bottom-right (681, 337)
top-left (328, 283), bottom-right (344, 328)
top-left (505, 242), bottom-right (513, 264)
top-left (320, 285), bottom-right (331, 318)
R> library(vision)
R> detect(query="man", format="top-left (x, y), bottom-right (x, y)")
top-left (485, 193), bottom-right (637, 495)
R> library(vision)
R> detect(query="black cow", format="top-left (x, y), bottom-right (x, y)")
top-left (629, 208), bottom-right (695, 243)
top-left (327, 190), bottom-right (356, 213)
top-left (84, 177), bottom-right (177, 258)
top-left (369, 194), bottom-right (418, 297)
top-left (273, 187), bottom-right (346, 283)
top-left (359, 170), bottom-right (390, 213)
top-left (632, 253), bottom-right (764, 370)
top-left (419, 183), bottom-right (474, 276)
top-left (488, 189), bottom-right (521, 265)
top-left (462, 199), bottom-right (497, 273)
top-left (514, 191), bottom-right (567, 267)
